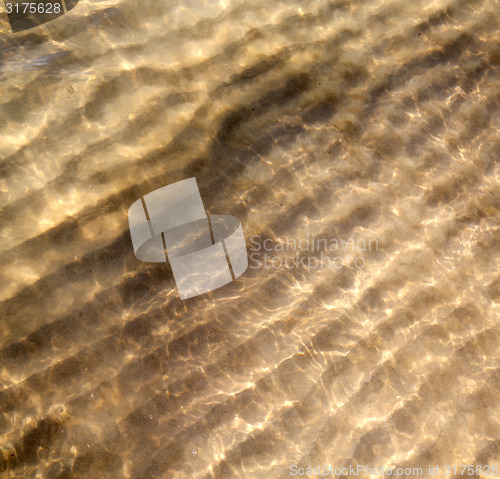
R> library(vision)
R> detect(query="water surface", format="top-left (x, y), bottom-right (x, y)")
top-left (0, 0), bottom-right (499, 477)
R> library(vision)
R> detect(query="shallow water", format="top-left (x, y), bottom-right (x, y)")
top-left (0, 0), bottom-right (499, 477)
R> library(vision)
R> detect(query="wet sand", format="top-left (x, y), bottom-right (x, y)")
top-left (0, 0), bottom-right (499, 477)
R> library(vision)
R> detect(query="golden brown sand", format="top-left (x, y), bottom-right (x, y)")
top-left (0, 0), bottom-right (499, 477)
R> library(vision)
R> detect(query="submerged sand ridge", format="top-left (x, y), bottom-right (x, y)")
top-left (0, 0), bottom-right (499, 477)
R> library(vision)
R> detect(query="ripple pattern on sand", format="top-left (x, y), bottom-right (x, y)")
top-left (0, 0), bottom-right (499, 477)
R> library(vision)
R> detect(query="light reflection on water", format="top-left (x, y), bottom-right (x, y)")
top-left (0, 0), bottom-right (499, 477)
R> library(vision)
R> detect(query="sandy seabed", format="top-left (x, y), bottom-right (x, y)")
top-left (0, 0), bottom-right (499, 477)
